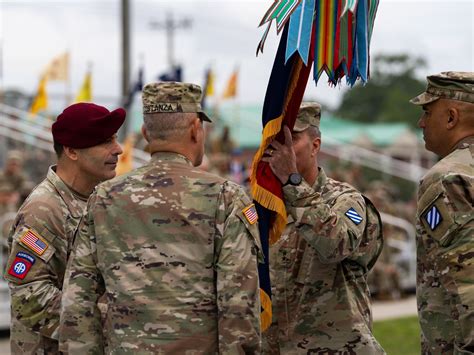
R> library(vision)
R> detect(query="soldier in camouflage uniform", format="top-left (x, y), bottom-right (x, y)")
top-left (261, 103), bottom-right (385, 354)
top-left (410, 72), bottom-right (474, 354)
top-left (59, 82), bottom-right (262, 354)
top-left (4, 103), bottom-right (125, 354)
top-left (0, 150), bottom-right (32, 207)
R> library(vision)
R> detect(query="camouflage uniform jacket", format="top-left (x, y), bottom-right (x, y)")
top-left (59, 152), bottom-right (262, 354)
top-left (265, 168), bottom-right (384, 354)
top-left (0, 171), bottom-right (27, 192)
top-left (4, 166), bottom-right (87, 354)
top-left (416, 136), bottom-right (474, 354)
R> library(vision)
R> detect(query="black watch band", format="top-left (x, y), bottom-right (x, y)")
top-left (283, 173), bottom-right (302, 186)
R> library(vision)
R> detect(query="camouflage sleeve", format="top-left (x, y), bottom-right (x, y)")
top-left (283, 181), bottom-right (366, 263)
top-left (59, 193), bottom-right (106, 354)
top-left (423, 173), bottom-right (474, 351)
top-left (4, 205), bottom-right (64, 340)
top-left (214, 181), bottom-right (262, 354)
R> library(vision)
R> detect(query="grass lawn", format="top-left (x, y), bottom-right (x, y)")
top-left (373, 316), bottom-right (421, 355)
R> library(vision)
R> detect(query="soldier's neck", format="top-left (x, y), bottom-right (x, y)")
top-left (148, 141), bottom-right (196, 165)
top-left (56, 163), bottom-right (96, 197)
top-left (303, 164), bottom-right (319, 186)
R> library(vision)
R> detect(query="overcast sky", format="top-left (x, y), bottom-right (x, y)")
top-left (0, 0), bottom-right (473, 111)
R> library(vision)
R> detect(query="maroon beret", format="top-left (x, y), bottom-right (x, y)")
top-left (52, 103), bottom-right (126, 149)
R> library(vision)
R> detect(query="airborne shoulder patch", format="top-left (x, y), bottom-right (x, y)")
top-left (345, 207), bottom-right (363, 225)
top-left (242, 204), bottom-right (258, 225)
top-left (19, 229), bottom-right (49, 256)
top-left (424, 204), bottom-right (443, 231)
top-left (8, 252), bottom-right (36, 280)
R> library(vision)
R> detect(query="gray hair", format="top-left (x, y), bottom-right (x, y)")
top-left (143, 112), bottom-right (197, 141)
top-left (306, 126), bottom-right (321, 140)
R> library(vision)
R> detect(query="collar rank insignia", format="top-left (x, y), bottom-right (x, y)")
top-left (424, 205), bottom-right (442, 230)
top-left (345, 208), bottom-right (363, 225)
top-left (243, 204), bottom-right (258, 225)
top-left (20, 229), bottom-right (48, 256)
top-left (8, 252), bottom-right (36, 280)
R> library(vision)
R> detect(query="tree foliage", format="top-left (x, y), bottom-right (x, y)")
top-left (335, 54), bottom-right (427, 127)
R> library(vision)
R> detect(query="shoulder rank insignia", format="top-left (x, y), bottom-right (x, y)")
top-left (8, 252), bottom-right (36, 280)
top-left (20, 229), bottom-right (49, 256)
top-left (424, 205), bottom-right (442, 230)
top-left (345, 208), bottom-right (363, 225)
top-left (242, 204), bottom-right (258, 225)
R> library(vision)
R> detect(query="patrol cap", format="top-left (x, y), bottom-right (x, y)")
top-left (6, 150), bottom-right (23, 162)
top-left (410, 71), bottom-right (474, 105)
top-left (0, 181), bottom-right (15, 193)
top-left (293, 102), bottom-right (321, 132)
top-left (52, 103), bottom-right (126, 149)
top-left (142, 82), bottom-right (212, 122)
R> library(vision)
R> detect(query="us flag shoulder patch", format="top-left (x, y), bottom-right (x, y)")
top-left (242, 204), bottom-right (258, 225)
top-left (20, 229), bottom-right (49, 256)
top-left (345, 207), bottom-right (363, 225)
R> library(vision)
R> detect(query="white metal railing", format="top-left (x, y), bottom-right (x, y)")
top-left (379, 212), bottom-right (416, 290)
top-left (0, 104), bottom-right (150, 167)
top-left (322, 136), bottom-right (427, 182)
top-left (0, 103), bottom-right (428, 181)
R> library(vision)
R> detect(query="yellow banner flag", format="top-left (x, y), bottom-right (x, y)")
top-left (43, 52), bottom-right (69, 81)
top-left (222, 69), bottom-right (238, 99)
top-left (116, 135), bottom-right (135, 176)
top-left (206, 69), bottom-right (215, 96)
top-left (29, 76), bottom-right (48, 114)
top-left (75, 71), bottom-right (92, 102)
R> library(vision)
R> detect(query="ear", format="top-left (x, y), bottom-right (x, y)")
top-left (141, 124), bottom-right (150, 142)
top-left (311, 137), bottom-right (321, 157)
top-left (446, 107), bottom-right (460, 130)
top-left (190, 117), bottom-right (201, 143)
top-left (63, 146), bottom-right (79, 161)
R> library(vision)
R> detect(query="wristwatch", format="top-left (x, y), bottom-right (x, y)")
top-left (284, 173), bottom-right (302, 186)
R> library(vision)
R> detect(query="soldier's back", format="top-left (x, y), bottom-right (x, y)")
top-left (90, 152), bottom-right (247, 353)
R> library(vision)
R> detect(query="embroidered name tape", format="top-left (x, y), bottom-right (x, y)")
top-left (20, 229), bottom-right (49, 256)
top-left (242, 204), bottom-right (258, 225)
top-left (8, 252), bottom-right (36, 280)
top-left (345, 208), bottom-right (363, 225)
top-left (424, 205), bottom-right (442, 231)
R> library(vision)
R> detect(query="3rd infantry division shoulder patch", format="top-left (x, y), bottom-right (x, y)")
top-left (345, 207), bottom-right (363, 225)
top-left (424, 204), bottom-right (442, 230)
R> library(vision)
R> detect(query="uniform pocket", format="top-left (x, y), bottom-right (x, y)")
top-left (296, 245), bottom-right (337, 290)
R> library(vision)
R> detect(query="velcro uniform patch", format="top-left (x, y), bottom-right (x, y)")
top-left (345, 207), bottom-right (363, 225)
top-left (242, 204), bottom-right (258, 225)
top-left (20, 229), bottom-right (49, 256)
top-left (8, 252), bottom-right (36, 280)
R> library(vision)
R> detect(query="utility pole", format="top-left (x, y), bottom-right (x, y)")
top-left (150, 13), bottom-right (192, 70)
top-left (120, 0), bottom-right (131, 139)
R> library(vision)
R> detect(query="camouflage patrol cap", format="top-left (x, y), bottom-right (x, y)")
top-left (410, 71), bottom-right (474, 105)
top-left (6, 150), bottom-right (23, 162)
top-left (293, 102), bottom-right (321, 132)
top-left (142, 82), bottom-right (212, 122)
top-left (0, 181), bottom-right (14, 193)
